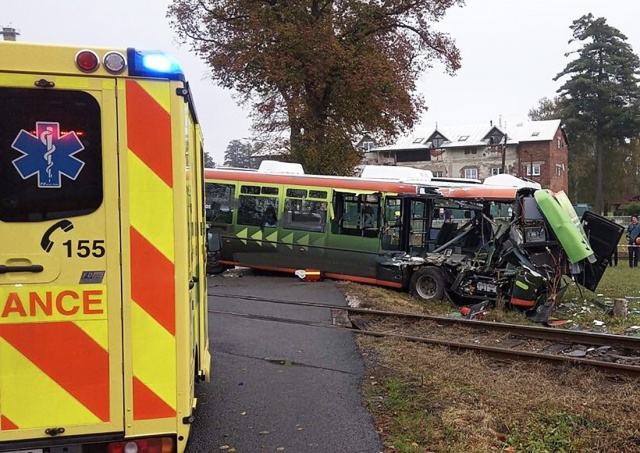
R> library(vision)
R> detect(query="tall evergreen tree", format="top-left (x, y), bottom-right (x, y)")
top-left (223, 140), bottom-right (254, 168)
top-left (554, 14), bottom-right (640, 213)
top-left (204, 152), bottom-right (215, 168)
top-left (528, 97), bottom-right (595, 202)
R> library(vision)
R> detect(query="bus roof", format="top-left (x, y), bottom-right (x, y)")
top-left (205, 165), bottom-right (530, 201)
top-left (204, 167), bottom-right (420, 194)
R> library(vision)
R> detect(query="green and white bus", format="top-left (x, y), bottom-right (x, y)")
top-left (204, 162), bottom-right (621, 312)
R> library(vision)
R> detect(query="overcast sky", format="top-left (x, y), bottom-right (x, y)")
top-left (3, 1), bottom-right (640, 162)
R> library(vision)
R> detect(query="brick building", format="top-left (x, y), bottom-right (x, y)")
top-left (366, 120), bottom-right (569, 194)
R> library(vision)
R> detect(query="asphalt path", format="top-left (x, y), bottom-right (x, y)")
top-left (186, 272), bottom-right (383, 452)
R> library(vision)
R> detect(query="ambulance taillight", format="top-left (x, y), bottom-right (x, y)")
top-left (75, 49), bottom-right (100, 72)
top-left (107, 437), bottom-right (174, 453)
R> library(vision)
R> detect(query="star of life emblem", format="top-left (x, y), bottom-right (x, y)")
top-left (11, 121), bottom-right (85, 189)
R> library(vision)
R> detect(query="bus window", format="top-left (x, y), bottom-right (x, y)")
top-left (205, 182), bottom-right (235, 224)
top-left (382, 197), bottom-right (402, 250)
top-left (333, 193), bottom-right (380, 237)
top-left (282, 199), bottom-right (327, 232)
top-left (309, 190), bottom-right (328, 199)
top-left (0, 88), bottom-right (103, 222)
top-left (238, 184), bottom-right (279, 227)
top-left (286, 188), bottom-right (307, 198)
top-left (409, 199), bottom-right (431, 253)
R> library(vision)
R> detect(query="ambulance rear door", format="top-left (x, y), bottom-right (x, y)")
top-left (0, 75), bottom-right (124, 443)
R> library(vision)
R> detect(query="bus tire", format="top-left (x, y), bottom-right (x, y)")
top-left (207, 253), bottom-right (229, 275)
top-left (409, 267), bottom-right (446, 302)
top-left (206, 259), bottom-right (227, 275)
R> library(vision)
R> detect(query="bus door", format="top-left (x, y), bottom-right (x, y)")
top-left (0, 76), bottom-right (123, 441)
top-left (234, 182), bottom-right (282, 268)
top-left (277, 187), bottom-right (330, 271)
top-left (407, 197), bottom-right (434, 255)
top-left (326, 191), bottom-right (381, 278)
top-left (376, 196), bottom-right (408, 283)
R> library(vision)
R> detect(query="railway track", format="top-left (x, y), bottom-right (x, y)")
top-left (209, 292), bottom-right (640, 377)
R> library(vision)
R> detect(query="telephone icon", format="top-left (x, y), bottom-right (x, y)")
top-left (41, 219), bottom-right (74, 253)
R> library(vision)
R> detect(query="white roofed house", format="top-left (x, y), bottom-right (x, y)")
top-left (369, 119), bottom-right (568, 194)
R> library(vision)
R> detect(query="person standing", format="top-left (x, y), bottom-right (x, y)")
top-left (627, 215), bottom-right (640, 267)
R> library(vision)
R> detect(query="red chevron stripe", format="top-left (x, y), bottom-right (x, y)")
top-left (1, 415), bottom-right (18, 430)
top-left (130, 227), bottom-right (176, 335)
top-left (126, 80), bottom-right (173, 187)
top-left (0, 322), bottom-right (110, 422)
top-left (133, 377), bottom-right (176, 420)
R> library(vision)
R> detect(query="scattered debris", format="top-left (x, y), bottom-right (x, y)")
top-left (344, 294), bottom-right (361, 308)
top-left (294, 268), bottom-right (322, 281)
top-left (223, 267), bottom-right (252, 278)
top-left (459, 301), bottom-right (491, 319)
top-left (331, 308), bottom-right (353, 328)
top-left (591, 298), bottom-right (614, 315)
top-left (541, 343), bottom-right (571, 354)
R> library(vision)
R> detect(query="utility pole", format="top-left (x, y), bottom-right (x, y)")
top-left (530, 152), bottom-right (534, 179)
top-left (501, 134), bottom-right (507, 174)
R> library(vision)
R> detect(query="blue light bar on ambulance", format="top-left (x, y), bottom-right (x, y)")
top-left (127, 48), bottom-right (185, 81)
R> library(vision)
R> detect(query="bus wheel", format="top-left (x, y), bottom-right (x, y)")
top-left (409, 267), bottom-right (446, 302)
top-left (206, 259), bottom-right (227, 275)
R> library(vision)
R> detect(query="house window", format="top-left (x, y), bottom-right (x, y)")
top-left (491, 168), bottom-right (505, 175)
top-left (525, 164), bottom-right (541, 176)
top-left (489, 134), bottom-right (503, 145)
top-left (413, 137), bottom-right (425, 144)
top-left (464, 167), bottom-right (478, 179)
top-left (459, 135), bottom-right (469, 141)
top-left (557, 138), bottom-right (563, 148)
top-left (531, 132), bottom-right (540, 137)
top-left (555, 164), bottom-right (564, 176)
top-left (433, 171), bottom-right (444, 177)
top-left (362, 140), bottom-right (375, 152)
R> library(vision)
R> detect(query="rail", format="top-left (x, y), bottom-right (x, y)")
top-left (209, 292), bottom-right (640, 377)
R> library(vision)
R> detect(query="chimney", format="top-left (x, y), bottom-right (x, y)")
top-left (2, 27), bottom-right (20, 41)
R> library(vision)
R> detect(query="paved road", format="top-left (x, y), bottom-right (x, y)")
top-left (187, 272), bottom-right (383, 452)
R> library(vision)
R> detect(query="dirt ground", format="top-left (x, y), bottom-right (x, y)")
top-left (340, 282), bottom-right (640, 452)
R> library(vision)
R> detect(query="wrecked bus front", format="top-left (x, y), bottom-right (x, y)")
top-left (404, 188), bottom-right (623, 318)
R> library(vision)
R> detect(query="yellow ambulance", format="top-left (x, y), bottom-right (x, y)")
top-left (0, 41), bottom-right (210, 452)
